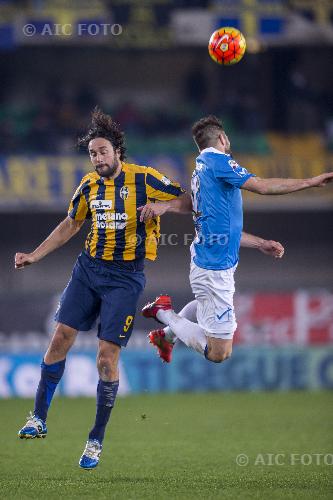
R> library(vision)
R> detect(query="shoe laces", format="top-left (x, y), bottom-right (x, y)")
top-left (83, 440), bottom-right (102, 459)
top-left (25, 411), bottom-right (42, 429)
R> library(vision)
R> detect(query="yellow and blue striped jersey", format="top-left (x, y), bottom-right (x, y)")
top-left (68, 162), bottom-right (185, 261)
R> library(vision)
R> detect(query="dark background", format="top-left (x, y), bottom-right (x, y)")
top-left (0, 0), bottom-right (332, 338)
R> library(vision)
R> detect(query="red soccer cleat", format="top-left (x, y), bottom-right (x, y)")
top-left (142, 294), bottom-right (172, 324)
top-left (148, 329), bottom-right (174, 363)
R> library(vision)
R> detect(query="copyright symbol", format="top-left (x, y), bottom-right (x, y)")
top-left (23, 24), bottom-right (36, 37)
top-left (236, 454), bottom-right (249, 466)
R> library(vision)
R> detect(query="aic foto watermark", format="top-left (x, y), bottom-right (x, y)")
top-left (235, 453), bottom-right (333, 466)
top-left (22, 23), bottom-right (122, 37)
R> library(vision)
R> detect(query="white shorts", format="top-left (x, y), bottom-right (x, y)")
top-left (189, 260), bottom-right (237, 339)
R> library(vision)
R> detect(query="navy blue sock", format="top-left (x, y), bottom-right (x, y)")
top-left (89, 380), bottom-right (119, 444)
top-left (34, 359), bottom-right (66, 421)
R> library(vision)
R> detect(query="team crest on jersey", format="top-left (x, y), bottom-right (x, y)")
top-left (161, 176), bottom-right (171, 186)
top-left (228, 159), bottom-right (248, 177)
top-left (91, 200), bottom-right (113, 210)
top-left (120, 186), bottom-right (129, 200)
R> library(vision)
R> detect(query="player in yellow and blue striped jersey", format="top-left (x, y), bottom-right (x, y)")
top-left (15, 108), bottom-right (185, 469)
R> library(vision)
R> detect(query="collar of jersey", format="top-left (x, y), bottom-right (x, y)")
top-left (200, 147), bottom-right (230, 156)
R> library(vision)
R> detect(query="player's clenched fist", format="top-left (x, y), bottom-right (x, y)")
top-left (259, 240), bottom-right (285, 259)
top-left (137, 202), bottom-right (169, 222)
top-left (15, 252), bottom-right (36, 269)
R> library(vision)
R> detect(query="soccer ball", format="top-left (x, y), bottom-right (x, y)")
top-left (208, 27), bottom-right (246, 65)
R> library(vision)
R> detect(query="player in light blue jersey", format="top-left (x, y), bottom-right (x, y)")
top-left (140, 115), bottom-right (333, 363)
top-left (190, 144), bottom-right (254, 270)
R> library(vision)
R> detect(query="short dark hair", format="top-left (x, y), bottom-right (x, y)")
top-left (78, 107), bottom-right (126, 160)
top-left (192, 115), bottom-right (224, 150)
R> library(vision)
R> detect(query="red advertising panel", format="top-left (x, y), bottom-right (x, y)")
top-left (234, 291), bottom-right (333, 345)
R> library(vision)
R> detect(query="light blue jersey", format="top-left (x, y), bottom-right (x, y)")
top-left (191, 147), bottom-right (254, 270)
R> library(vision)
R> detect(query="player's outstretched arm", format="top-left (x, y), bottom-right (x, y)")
top-left (138, 194), bottom-right (192, 222)
top-left (15, 216), bottom-right (85, 269)
top-left (241, 232), bottom-right (284, 258)
top-left (242, 172), bottom-right (333, 195)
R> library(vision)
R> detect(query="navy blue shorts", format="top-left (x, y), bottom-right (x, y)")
top-left (55, 251), bottom-right (146, 347)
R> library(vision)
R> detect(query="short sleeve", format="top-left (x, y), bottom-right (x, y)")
top-left (68, 179), bottom-right (91, 220)
top-left (145, 167), bottom-right (185, 201)
top-left (211, 154), bottom-right (255, 188)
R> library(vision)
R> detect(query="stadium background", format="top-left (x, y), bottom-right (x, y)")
top-left (0, 1), bottom-right (332, 397)
top-left (0, 3), bottom-right (332, 498)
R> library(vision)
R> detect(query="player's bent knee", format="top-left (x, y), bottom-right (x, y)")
top-left (44, 324), bottom-right (77, 363)
top-left (54, 323), bottom-right (77, 342)
top-left (206, 348), bottom-right (232, 363)
top-left (49, 324), bottom-right (76, 351)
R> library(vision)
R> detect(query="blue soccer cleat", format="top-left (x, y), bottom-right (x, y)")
top-left (18, 412), bottom-right (47, 439)
top-left (79, 439), bottom-right (103, 470)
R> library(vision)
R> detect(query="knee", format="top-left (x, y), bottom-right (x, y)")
top-left (49, 324), bottom-right (76, 353)
top-left (44, 324), bottom-right (77, 363)
top-left (206, 348), bottom-right (232, 364)
top-left (55, 324), bottom-right (75, 342)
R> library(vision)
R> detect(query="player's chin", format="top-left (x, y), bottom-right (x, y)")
top-left (96, 165), bottom-right (115, 177)
top-left (96, 165), bottom-right (107, 173)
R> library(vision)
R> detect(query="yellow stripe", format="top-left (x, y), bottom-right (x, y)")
top-left (85, 182), bottom-right (100, 257)
top-left (145, 218), bottom-right (159, 260)
top-left (76, 195), bottom-right (88, 220)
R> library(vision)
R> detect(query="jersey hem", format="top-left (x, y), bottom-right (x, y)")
top-left (193, 256), bottom-right (239, 271)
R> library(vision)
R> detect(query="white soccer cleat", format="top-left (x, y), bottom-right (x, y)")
top-left (18, 412), bottom-right (47, 439)
top-left (79, 439), bottom-right (103, 469)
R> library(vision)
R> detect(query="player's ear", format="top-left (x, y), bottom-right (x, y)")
top-left (218, 133), bottom-right (226, 149)
top-left (222, 131), bottom-right (230, 150)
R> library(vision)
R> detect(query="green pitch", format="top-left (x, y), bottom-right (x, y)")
top-left (0, 392), bottom-right (332, 499)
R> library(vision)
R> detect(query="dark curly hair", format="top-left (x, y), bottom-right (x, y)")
top-left (78, 107), bottom-right (126, 160)
top-left (192, 115), bottom-right (224, 150)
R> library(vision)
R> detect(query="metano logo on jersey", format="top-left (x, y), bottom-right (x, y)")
top-left (91, 200), bottom-right (113, 210)
top-left (95, 210), bottom-right (129, 230)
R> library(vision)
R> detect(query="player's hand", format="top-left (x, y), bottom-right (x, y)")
top-left (14, 252), bottom-right (36, 269)
top-left (309, 172), bottom-right (333, 188)
top-left (137, 202), bottom-right (169, 222)
top-left (259, 240), bottom-right (284, 258)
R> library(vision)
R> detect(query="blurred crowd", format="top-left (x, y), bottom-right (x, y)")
top-left (0, 84), bottom-right (265, 155)
top-left (0, 51), bottom-right (332, 154)
top-left (0, 88), bottom-right (197, 155)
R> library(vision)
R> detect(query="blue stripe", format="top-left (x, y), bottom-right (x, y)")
top-left (112, 172), bottom-right (126, 260)
top-left (69, 179), bottom-right (90, 219)
top-left (95, 181), bottom-right (107, 259)
top-left (69, 196), bottom-right (80, 219)
top-left (135, 173), bottom-right (147, 259)
top-left (81, 183), bottom-right (93, 254)
top-left (81, 183), bottom-right (92, 219)
top-left (146, 174), bottom-right (183, 197)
